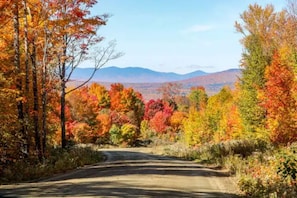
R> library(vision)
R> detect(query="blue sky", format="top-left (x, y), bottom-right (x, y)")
top-left (92, 0), bottom-right (285, 74)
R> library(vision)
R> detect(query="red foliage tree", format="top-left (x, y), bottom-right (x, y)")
top-left (149, 100), bottom-right (174, 134)
top-left (144, 99), bottom-right (164, 120)
top-left (150, 111), bottom-right (168, 134)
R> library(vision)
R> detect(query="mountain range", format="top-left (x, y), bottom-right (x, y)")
top-left (69, 66), bottom-right (241, 100)
top-left (70, 66), bottom-right (208, 83)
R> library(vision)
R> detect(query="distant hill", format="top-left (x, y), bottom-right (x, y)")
top-left (70, 66), bottom-right (208, 83)
top-left (178, 68), bottom-right (241, 94)
top-left (124, 68), bottom-right (242, 99)
top-left (68, 67), bottom-right (241, 100)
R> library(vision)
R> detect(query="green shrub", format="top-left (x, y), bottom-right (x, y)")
top-left (109, 124), bottom-right (139, 146)
top-left (109, 124), bottom-right (121, 145)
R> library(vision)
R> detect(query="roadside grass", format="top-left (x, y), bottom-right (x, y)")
top-left (0, 145), bottom-right (103, 184)
top-left (159, 139), bottom-right (297, 197)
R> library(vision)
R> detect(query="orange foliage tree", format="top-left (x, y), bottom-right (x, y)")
top-left (262, 51), bottom-right (297, 144)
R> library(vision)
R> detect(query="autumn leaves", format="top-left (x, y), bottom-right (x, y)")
top-left (0, 0), bottom-right (118, 162)
top-left (236, 3), bottom-right (297, 144)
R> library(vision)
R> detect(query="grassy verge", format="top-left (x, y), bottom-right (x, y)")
top-left (160, 140), bottom-right (297, 197)
top-left (0, 145), bottom-right (103, 184)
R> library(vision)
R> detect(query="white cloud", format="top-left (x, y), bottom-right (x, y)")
top-left (182, 24), bottom-right (214, 34)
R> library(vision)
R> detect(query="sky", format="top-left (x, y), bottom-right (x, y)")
top-left (91, 0), bottom-right (286, 74)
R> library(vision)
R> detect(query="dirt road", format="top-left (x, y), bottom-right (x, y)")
top-left (0, 147), bottom-right (240, 197)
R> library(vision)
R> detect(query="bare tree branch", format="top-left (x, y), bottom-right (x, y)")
top-left (66, 41), bottom-right (123, 94)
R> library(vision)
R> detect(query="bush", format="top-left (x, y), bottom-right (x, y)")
top-left (238, 144), bottom-right (297, 197)
top-left (140, 120), bottom-right (156, 140)
top-left (109, 124), bottom-right (121, 145)
top-left (162, 142), bottom-right (198, 160)
top-left (109, 124), bottom-right (139, 146)
top-left (190, 139), bottom-right (269, 165)
top-left (276, 145), bottom-right (297, 181)
top-left (0, 146), bottom-right (103, 183)
top-left (121, 123), bottom-right (138, 145)
top-left (160, 139), bottom-right (269, 165)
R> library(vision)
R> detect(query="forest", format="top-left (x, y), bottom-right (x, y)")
top-left (1, 0), bottom-right (297, 197)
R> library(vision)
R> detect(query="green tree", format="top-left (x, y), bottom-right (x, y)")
top-left (188, 86), bottom-right (208, 111)
top-left (236, 5), bottom-right (275, 134)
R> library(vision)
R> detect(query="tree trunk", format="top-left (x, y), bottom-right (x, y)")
top-left (22, 0), bottom-right (30, 156)
top-left (13, 0), bottom-right (26, 156)
top-left (60, 33), bottom-right (67, 149)
top-left (31, 36), bottom-right (42, 161)
top-left (41, 76), bottom-right (47, 156)
top-left (41, 29), bottom-right (49, 157)
top-left (61, 78), bottom-right (66, 149)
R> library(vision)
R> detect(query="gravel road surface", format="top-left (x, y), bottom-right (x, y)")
top-left (0, 147), bottom-right (240, 197)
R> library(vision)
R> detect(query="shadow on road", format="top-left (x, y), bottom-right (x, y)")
top-left (0, 150), bottom-right (241, 197)
top-left (0, 181), bottom-right (240, 198)
top-left (41, 150), bottom-right (230, 181)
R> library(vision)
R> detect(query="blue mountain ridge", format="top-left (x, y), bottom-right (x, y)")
top-left (69, 66), bottom-right (209, 83)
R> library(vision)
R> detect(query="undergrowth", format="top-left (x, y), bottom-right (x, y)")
top-left (0, 145), bottom-right (103, 184)
top-left (162, 139), bottom-right (297, 197)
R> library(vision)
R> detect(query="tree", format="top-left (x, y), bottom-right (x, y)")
top-left (235, 3), bottom-right (297, 136)
top-left (238, 36), bottom-right (268, 134)
top-left (174, 95), bottom-right (190, 112)
top-left (169, 111), bottom-right (187, 133)
top-left (121, 88), bottom-right (144, 128)
top-left (150, 111), bottom-right (169, 134)
top-left (95, 113), bottom-right (111, 141)
top-left (109, 84), bottom-right (144, 130)
top-left (109, 83), bottom-right (124, 111)
top-left (182, 108), bottom-right (207, 146)
top-left (262, 51), bottom-right (297, 144)
top-left (205, 87), bottom-right (242, 142)
top-left (235, 4), bottom-right (280, 55)
top-left (0, 74), bottom-right (20, 164)
top-left (0, 2), bottom-right (24, 160)
top-left (67, 86), bottom-right (98, 124)
top-left (12, 0), bottom-right (27, 157)
top-left (109, 124), bottom-right (121, 145)
top-left (235, 5), bottom-right (277, 134)
top-left (144, 99), bottom-right (164, 120)
top-left (158, 82), bottom-right (181, 104)
top-left (88, 83), bottom-right (110, 109)
top-left (120, 123), bottom-right (138, 145)
top-left (149, 102), bottom-right (173, 134)
top-left (188, 86), bottom-right (208, 111)
top-left (47, 0), bottom-right (122, 148)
